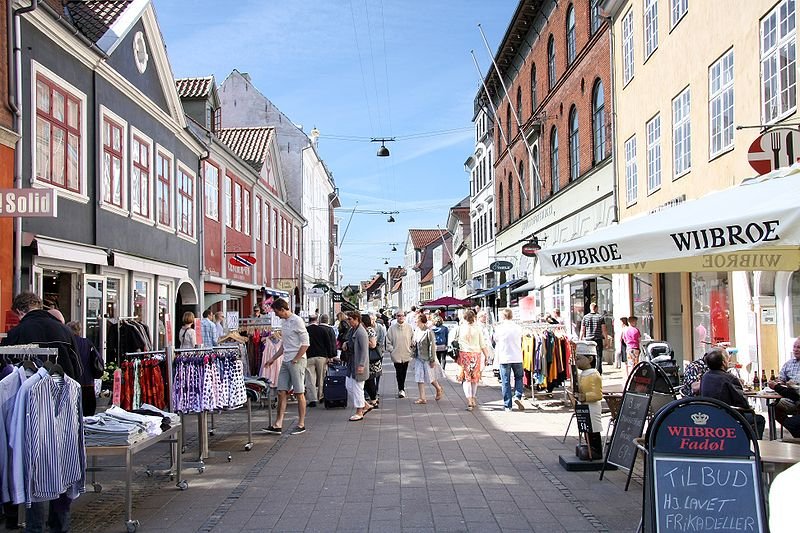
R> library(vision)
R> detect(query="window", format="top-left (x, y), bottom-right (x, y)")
top-left (644, 0), bottom-right (658, 59)
top-left (131, 132), bottom-right (151, 219)
top-left (272, 208), bottom-right (278, 248)
top-left (532, 145), bottom-right (541, 205)
top-left (591, 0), bottom-right (603, 35)
top-left (203, 162), bottom-right (219, 220)
top-left (264, 202), bottom-right (270, 245)
top-left (671, 0), bottom-right (688, 28)
top-left (234, 182), bottom-right (242, 232)
top-left (101, 113), bottom-right (125, 209)
top-left (709, 49), bottom-right (735, 157)
top-left (518, 161), bottom-right (526, 215)
top-left (34, 71), bottom-right (83, 195)
top-left (625, 135), bottom-right (638, 204)
top-left (213, 108), bottom-right (222, 133)
top-left (243, 189), bottom-right (251, 235)
top-left (516, 86), bottom-right (522, 125)
top-left (507, 174), bottom-right (514, 223)
top-left (569, 106), bottom-right (580, 181)
top-left (255, 197), bottom-right (262, 240)
top-left (506, 105), bottom-right (512, 144)
top-left (547, 35), bottom-right (556, 89)
top-left (566, 5), bottom-right (576, 65)
top-left (224, 175), bottom-right (232, 227)
top-left (176, 165), bottom-right (194, 238)
top-left (646, 114), bottom-right (662, 192)
top-left (498, 183), bottom-right (504, 228)
top-left (761, 0), bottom-right (796, 122)
top-left (530, 64), bottom-right (538, 111)
top-left (488, 208), bottom-right (493, 239)
top-left (550, 126), bottom-right (560, 194)
top-left (672, 87), bottom-right (691, 177)
top-left (592, 80), bottom-right (607, 163)
top-left (622, 10), bottom-right (634, 85)
top-left (156, 150), bottom-right (172, 226)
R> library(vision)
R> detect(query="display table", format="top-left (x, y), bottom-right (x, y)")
top-left (745, 391), bottom-right (783, 440)
top-left (85, 423), bottom-right (187, 532)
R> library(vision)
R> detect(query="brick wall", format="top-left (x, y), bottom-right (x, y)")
top-left (493, 1), bottom-right (613, 233)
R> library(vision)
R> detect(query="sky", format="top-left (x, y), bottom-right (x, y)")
top-left (154, 0), bottom-right (518, 285)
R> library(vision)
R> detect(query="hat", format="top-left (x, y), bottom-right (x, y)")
top-left (575, 340), bottom-right (597, 357)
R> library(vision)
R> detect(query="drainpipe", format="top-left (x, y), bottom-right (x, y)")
top-left (605, 17), bottom-right (620, 225)
top-left (10, 0), bottom-right (39, 295)
top-left (198, 143), bottom-right (209, 311)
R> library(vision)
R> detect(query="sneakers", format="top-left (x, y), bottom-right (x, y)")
top-left (261, 425), bottom-right (282, 435)
top-left (398, 390), bottom-right (406, 398)
top-left (504, 408), bottom-right (512, 412)
top-left (514, 397), bottom-right (526, 411)
top-left (290, 426), bottom-right (306, 435)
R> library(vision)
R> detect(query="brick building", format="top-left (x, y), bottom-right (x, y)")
top-left (483, 0), bottom-right (616, 335)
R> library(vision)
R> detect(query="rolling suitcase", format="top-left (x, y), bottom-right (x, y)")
top-left (324, 363), bottom-right (348, 408)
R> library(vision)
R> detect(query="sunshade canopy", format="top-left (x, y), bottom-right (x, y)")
top-left (420, 296), bottom-right (472, 309)
top-left (537, 167), bottom-right (800, 276)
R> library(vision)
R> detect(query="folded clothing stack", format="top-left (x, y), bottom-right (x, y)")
top-left (84, 414), bottom-right (148, 446)
top-left (138, 403), bottom-right (180, 425)
top-left (104, 405), bottom-right (164, 436)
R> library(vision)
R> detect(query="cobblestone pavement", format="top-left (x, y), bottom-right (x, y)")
top-left (43, 363), bottom-right (642, 532)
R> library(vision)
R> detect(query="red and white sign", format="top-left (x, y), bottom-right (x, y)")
top-left (747, 128), bottom-right (800, 175)
top-left (229, 254), bottom-right (256, 267)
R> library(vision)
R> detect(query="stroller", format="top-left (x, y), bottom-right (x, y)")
top-left (641, 340), bottom-right (680, 388)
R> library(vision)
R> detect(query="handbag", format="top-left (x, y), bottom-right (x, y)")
top-left (89, 344), bottom-right (104, 379)
top-left (369, 348), bottom-right (382, 363)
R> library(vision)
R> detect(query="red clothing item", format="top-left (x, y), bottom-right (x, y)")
top-left (623, 326), bottom-right (641, 350)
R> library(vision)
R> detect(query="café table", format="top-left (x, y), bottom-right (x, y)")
top-left (745, 391), bottom-right (783, 440)
top-left (757, 439), bottom-right (800, 490)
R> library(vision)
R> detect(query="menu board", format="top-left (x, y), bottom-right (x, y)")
top-left (607, 392), bottom-right (650, 470)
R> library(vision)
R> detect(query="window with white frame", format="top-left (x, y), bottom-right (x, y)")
top-left (131, 132), bottom-right (151, 219)
top-left (622, 10), bottom-right (635, 85)
top-left (273, 208), bottom-right (278, 248)
top-left (224, 175), bottom-right (232, 227)
top-left (566, 5), bottom-right (576, 65)
top-left (532, 145), bottom-right (541, 205)
top-left (488, 208), bottom-right (493, 239)
top-left (625, 135), bottom-right (638, 204)
top-left (101, 112), bottom-right (125, 209)
top-left (34, 71), bottom-right (84, 195)
top-left (646, 115), bottom-right (662, 193)
top-left (264, 202), bottom-right (270, 244)
top-left (234, 182), bottom-right (242, 232)
top-left (761, 0), bottom-right (796, 122)
top-left (156, 150), bottom-right (172, 226)
top-left (176, 165), bottom-right (194, 238)
top-left (203, 161), bottom-right (219, 220)
top-left (709, 49), bottom-right (734, 157)
top-left (255, 197), bottom-right (262, 240)
top-left (670, 0), bottom-right (688, 29)
top-left (672, 87), bottom-right (691, 177)
top-left (550, 126), bottom-right (560, 194)
top-left (243, 189), bottom-right (250, 235)
top-left (644, 0), bottom-right (658, 59)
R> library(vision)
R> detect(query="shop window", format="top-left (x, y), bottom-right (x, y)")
top-left (791, 271), bottom-right (800, 337)
top-left (632, 274), bottom-right (655, 339)
top-left (691, 272), bottom-right (731, 359)
top-left (106, 278), bottom-right (121, 319)
top-left (132, 132), bottom-right (151, 219)
top-left (157, 283), bottom-right (169, 349)
top-left (134, 279), bottom-right (150, 331)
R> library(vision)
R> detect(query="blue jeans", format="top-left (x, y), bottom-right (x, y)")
top-left (25, 494), bottom-right (71, 533)
top-left (500, 363), bottom-right (524, 409)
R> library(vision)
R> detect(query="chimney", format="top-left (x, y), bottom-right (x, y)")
top-left (241, 72), bottom-right (252, 83)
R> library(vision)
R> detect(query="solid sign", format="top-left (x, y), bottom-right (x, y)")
top-left (521, 241), bottom-right (540, 257)
top-left (229, 254), bottom-right (256, 268)
top-left (490, 260), bottom-right (514, 272)
top-left (0, 188), bottom-right (57, 217)
top-left (747, 127), bottom-right (800, 175)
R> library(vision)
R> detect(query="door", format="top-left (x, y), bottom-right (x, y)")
top-left (84, 275), bottom-right (106, 355)
top-left (31, 266), bottom-right (43, 296)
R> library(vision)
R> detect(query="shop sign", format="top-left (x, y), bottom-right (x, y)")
top-left (228, 254), bottom-right (256, 268)
top-left (490, 260), bottom-right (513, 272)
top-left (0, 188), bottom-right (57, 217)
top-left (647, 399), bottom-right (766, 533)
top-left (747, 127), bottom-right (800, 175)
top-left (521, 241), bottom-right (540, 257)
top-left (760, 307), bottom-right (776, 324)
top-left (225, 311), bottom-right (239, 332)
top-left (276, 280), bottom-right (294, 291)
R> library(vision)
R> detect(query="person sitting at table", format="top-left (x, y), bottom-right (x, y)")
top-left (767, 337), bottom-right (800, 430)
top-left (700, 348), bottom-right (765, 439)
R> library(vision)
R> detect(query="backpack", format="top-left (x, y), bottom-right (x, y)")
top-left (433, 326), bottom-right (448, 351)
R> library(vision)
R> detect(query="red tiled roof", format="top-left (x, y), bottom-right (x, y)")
top-left (216, 127), bottom-right (274, 172)
top-left (391, 280), bottom-right (402, 292)
top-left (175, 76), bottom-right (214, 99)
top-left (409, 229), bottom-right (444, 249)
top-left (65, 1), bottom-right (133, 44)
top-left (420, 269), bottom-right (433, 283)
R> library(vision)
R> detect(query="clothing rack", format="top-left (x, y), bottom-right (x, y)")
top-left (123, 348), bottom-right (172, 414)
top-left (172, 346), bottom-right (252, 471)
top-left (107, 316), bottom-right (151, 365)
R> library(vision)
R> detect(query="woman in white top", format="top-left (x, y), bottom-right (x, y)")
top-left (178, 311), bottom-right (197, 349)
top-left (456, 309), bottom-right (491, 411)
top-left (411, 314), bottom-right (444, 404)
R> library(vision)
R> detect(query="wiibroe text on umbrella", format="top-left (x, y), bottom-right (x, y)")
top-left (670, 220), bottom-right (780, 252)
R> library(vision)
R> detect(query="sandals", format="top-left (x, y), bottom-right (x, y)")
top-left (466, 405), bottom-right (473, 411)
top-left (414, 399), bottom-right (427, 404)
top-left (435, 389), bottom-right (444, 401)
top-left (348, 415), bottom-right (364, 422)
top-left (363, 405), bottom-right (374, 414)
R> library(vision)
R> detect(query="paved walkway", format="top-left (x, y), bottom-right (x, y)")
top-left (61, 361), bottom-right (642, 532)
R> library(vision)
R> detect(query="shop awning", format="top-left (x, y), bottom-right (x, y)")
top-left (203, 293), bottom-right (231, 309)
top-left (262, 286), bottom-right (289, 298)
top-left (111, 251), bottom-right (189, 279)
top-left (479, 278), bottom-right (527, 297)
top-left (33, 236), bottom-right (108, 266)
top-left (537, 166), bottom-right (800, 275)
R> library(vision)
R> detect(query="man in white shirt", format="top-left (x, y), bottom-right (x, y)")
top-left (262, 299), bottom-right (310, 435)
top-left (386, 311), bottom-right (414, 398)
top-left (493, 308), bottom-right (525, 411)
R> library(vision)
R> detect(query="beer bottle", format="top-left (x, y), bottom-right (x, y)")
top-left (761, 369), bottom-right (768, 389)
top-left (770, 369), bottom-right (776, 381)
top-left (752, 373), bottom-right (760, 391)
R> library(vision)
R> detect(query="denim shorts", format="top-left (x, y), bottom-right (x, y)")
top-left (277, 357), bottom-right (307, 393)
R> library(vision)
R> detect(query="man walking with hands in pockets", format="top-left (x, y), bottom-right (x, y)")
top-left (262, 298), bottom-right (310, 435)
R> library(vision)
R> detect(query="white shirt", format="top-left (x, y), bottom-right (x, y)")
top-left (281, 314), bottom-right (310, 362)
top-left (769, 461), bottom-right (800, 532)
top-left (492, 320), bottom-right (523, 364)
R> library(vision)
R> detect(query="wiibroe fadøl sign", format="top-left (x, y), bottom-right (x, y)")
top-left (644, 398), bottom-right (766, 533)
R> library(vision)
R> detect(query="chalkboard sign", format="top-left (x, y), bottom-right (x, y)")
top-left (575, 404), bottom-right (592, 433)
top-left (653, 457), bottom-right (763, 532)
top-left (607, 392), bottom-right (650, 470)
